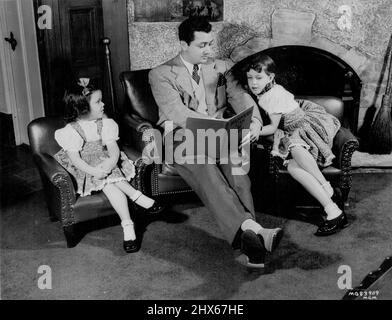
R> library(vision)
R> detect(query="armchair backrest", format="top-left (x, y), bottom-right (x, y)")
top-left (120, 70), bottom-right (159, 124)
top-left (297, 95), bottom-right (344, 123)
top-left (28, 117), bottom-right (65, 156)
top-left (118, 69), bottom-right (345, 128)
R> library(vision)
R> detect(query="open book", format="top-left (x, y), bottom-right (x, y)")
top-left (185, 106), bottom-right (253, 159)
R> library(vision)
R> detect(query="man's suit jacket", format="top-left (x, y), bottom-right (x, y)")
top-left (148, 54), bottom-right (261, 131)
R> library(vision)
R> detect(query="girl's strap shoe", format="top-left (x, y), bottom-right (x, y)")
top-left (314, 212), bottom-right (349, 236)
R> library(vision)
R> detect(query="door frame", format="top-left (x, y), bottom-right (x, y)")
top-left (0, 0), bottom-right (45, 145)
top-left (0, 0), bottom-right (20, 144)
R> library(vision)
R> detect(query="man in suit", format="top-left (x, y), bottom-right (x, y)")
top-left (149, 17), bottom-right (283, 269)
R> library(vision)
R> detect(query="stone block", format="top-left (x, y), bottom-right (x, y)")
top-left (245, 37), bottom-right (271, 52)
top-left (129, 23), bottom-right (180, 69)
top-left (230, 46), bottom-right (255, 63)
top-left (342, 48), bottom-right (369, 75)
top-left (271, 8), bottom-right (315, 43)
top-left (359, 58), bottom-right (384, 84)
top-left (309, 36), bottom-right (348, 58)
top-left (217, 23), bottom-right (260, 59)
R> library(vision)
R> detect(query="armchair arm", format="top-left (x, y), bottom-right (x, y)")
top-left (121, 145), bottom-right (148, 192)
top-left (123, 113), bottom-right (154, 133)
top-left (34, 153), bottom-right (77, 226)
top-left (120, 113), bottom-right (158, 154)
top-left (265, 128), bottom-right (359, 181)
top-left (332, 127), bottom-right (359, 193)
top-left (332, 127), bottom-right (360, 170)
top-left (255, 134), bottom-right (278, 177)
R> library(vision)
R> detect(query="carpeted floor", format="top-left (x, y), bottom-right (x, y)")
top-left (352, 151), bottom-right (392, 168)
top-left (1, 172), bottom-right (391, 300)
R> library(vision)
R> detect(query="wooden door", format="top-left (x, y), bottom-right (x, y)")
top-left (0, 0), bottom-right (44, 145)
top-left (35, 0), bottom-right (106, 117)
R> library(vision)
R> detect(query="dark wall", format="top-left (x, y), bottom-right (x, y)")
top-left (102, 0), bottom-right (130, 114)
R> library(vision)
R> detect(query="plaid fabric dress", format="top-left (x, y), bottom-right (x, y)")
top-left (54, 120), bottom-right (128, 196)
top-left (257, 85), bottom-right (341, 168)
top-left (270, 99), bottom-right (341, 167)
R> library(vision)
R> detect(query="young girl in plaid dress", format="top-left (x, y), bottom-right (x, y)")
top-left (241, 54), bottom-right (349, 236)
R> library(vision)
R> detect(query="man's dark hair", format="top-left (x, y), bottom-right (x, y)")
top-left (178, 17), bottom-right (212, 45)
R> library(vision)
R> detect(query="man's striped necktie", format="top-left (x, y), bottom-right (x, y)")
top-left (192, 64), bottom-right (200, 85)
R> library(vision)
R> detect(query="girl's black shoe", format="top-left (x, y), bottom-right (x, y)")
top-left (133, 197), bottom-right (165, 214)
top-left (314, 212), bottom-right (349, 236)
top-left (123, 239), bottom-right (140, 253)
top-left (146, 201), bottom-right (165, 214)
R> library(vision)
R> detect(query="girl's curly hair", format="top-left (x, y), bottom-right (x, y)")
top-left (63, 82), bottom-right (97, 122)
top-left (233, 53), bottom-right (277, 89)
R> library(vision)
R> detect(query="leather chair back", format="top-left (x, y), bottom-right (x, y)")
top-left (28, 117), bottom-right (65, 156)
top-left (120, 70), bottom-right (159, 123)
top-left (119, 68), bottom-right (345, 125)
top-left (297, 95), bottom-right (344, 123)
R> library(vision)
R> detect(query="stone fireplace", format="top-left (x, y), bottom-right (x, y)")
top-left (234, 45), bottom-right (362, 133)
top-left (127, 0), bottom-right (392, 132)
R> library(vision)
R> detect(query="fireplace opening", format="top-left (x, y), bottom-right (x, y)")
top-left (235, 45), bottom-right (362, 134)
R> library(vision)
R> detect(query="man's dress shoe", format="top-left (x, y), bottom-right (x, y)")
top-left (240, 230), bottom-right (267, 268)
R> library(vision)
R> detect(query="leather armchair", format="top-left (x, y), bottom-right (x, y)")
top-left (262, 96), bottom-right (359, 215)
top-left (27, 117), bottom-right (139, 247)
top-left (119, 70), bottom-right (192, 197)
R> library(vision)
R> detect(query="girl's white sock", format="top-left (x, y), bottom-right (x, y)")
top-left (130, 191), bottom-right (154, 209)
top-left (324, 202), bottom-right (342, 220)
top-left (121, 220), bottom-right (136, 241)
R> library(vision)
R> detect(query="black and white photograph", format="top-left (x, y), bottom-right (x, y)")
top-left (0, 0), bottom-right (392, 305)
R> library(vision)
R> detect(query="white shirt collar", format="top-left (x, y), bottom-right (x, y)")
top-left (180, 54), bottom-right (200, 76)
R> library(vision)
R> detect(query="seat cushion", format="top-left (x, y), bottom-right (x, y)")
top-left (279, 165), bottom-right (341, 177)
top-left (156, 173), bottom-right (192, 195)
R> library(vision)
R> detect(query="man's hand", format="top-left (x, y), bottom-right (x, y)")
top-left (240, 119), bottom-right (262, 148)
top-left (249, 119), bottom-right (262, 142)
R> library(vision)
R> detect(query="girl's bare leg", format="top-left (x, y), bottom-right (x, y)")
top-left (102, 184), bottom-right (135, 240)
top-left (114, 181), bottom-right (154, 208)
top-left (287, 159), bottom-right (331, 206)
top-left (287, 159), bottom-right (341, 220)
top-left (290, 146), bottom-right (334, 197)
